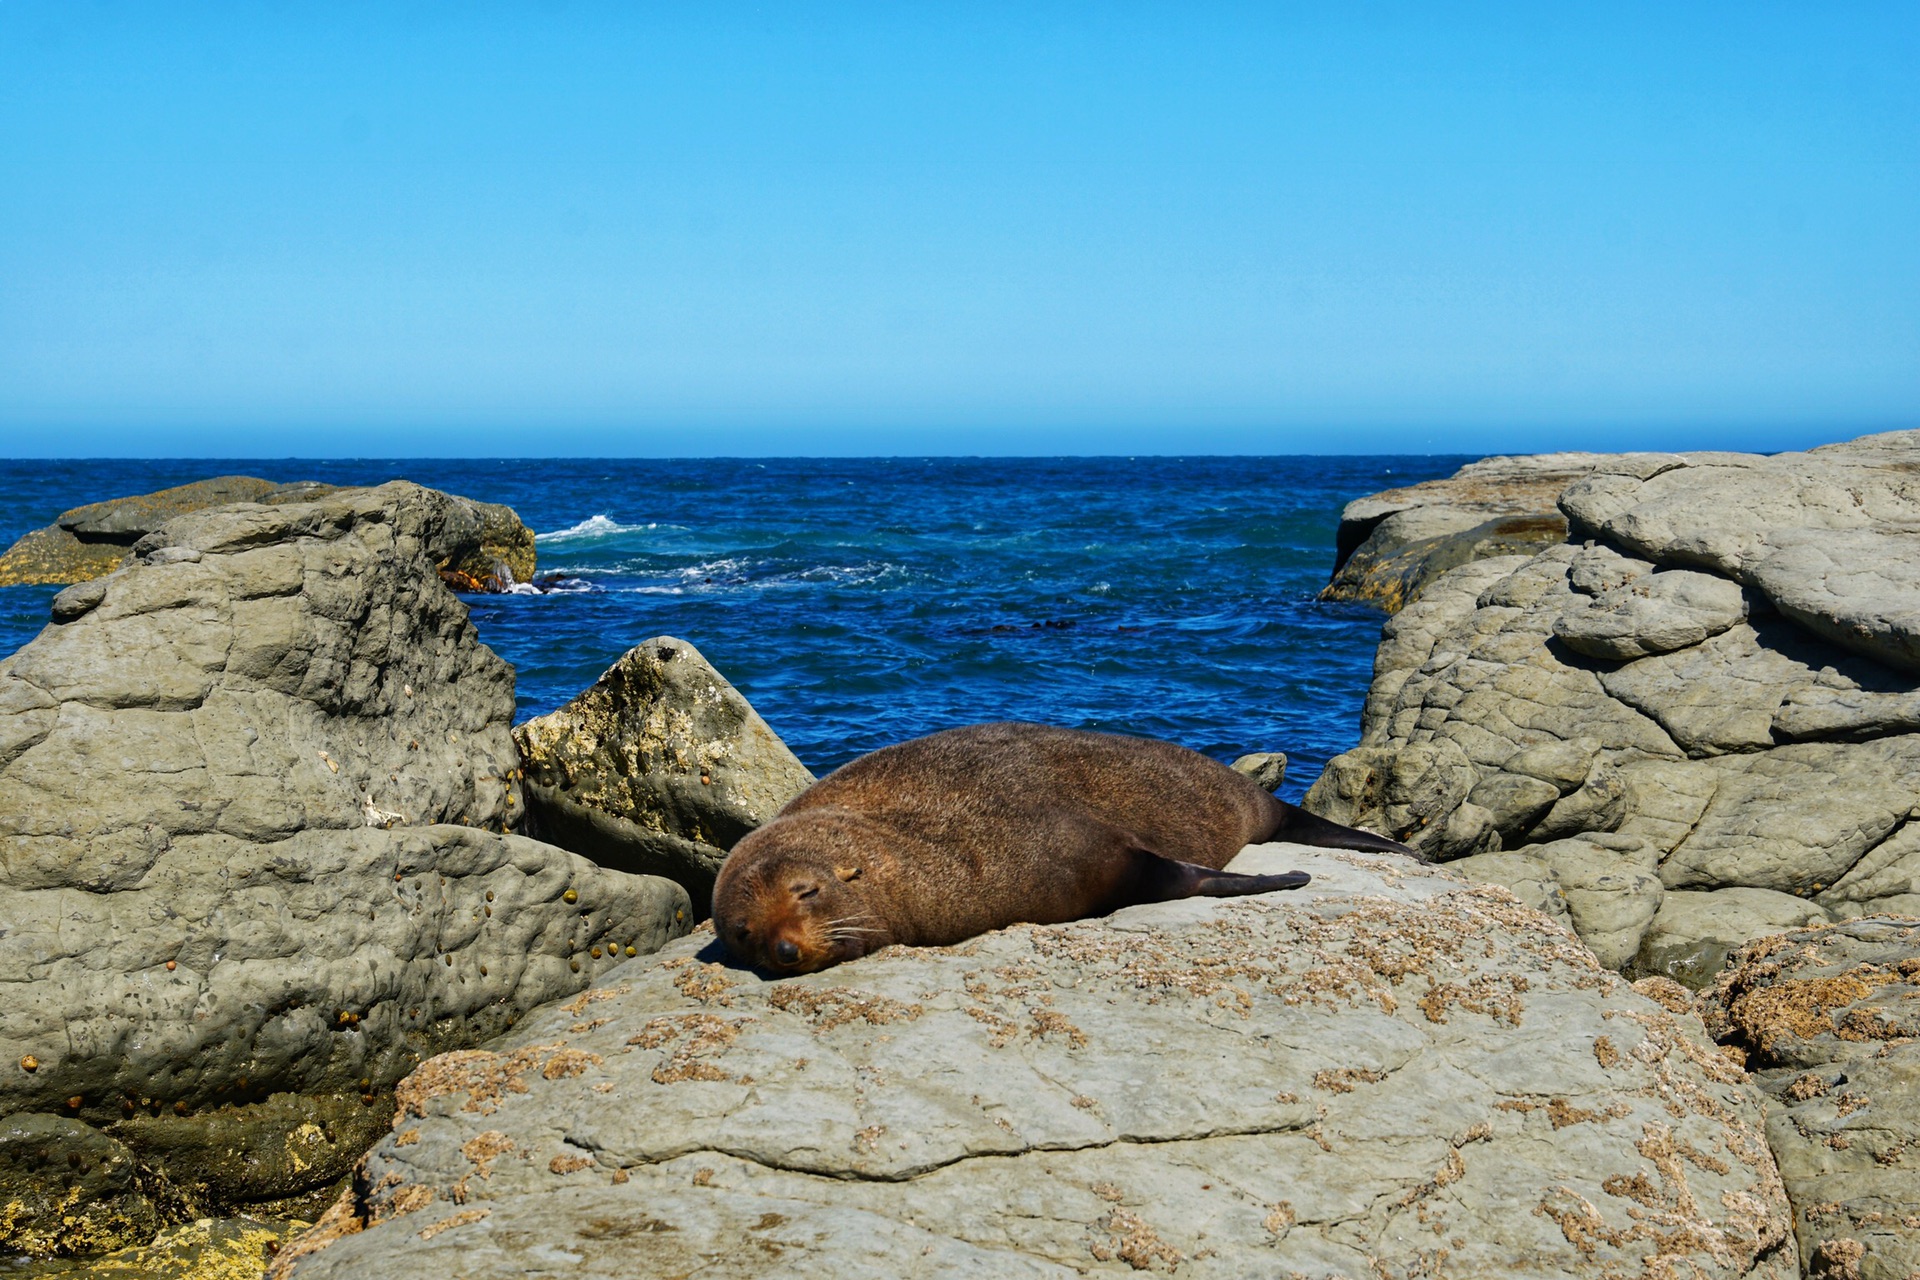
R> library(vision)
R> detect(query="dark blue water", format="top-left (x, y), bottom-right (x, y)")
top-left (0, 457), bottom-right (1464, 798)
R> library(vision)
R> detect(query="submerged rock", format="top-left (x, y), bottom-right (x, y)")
top-left (1701, 918), bottom-right (1920, 1280)
top-left (514, 636), bottom-right (815, 906)
top-left (1307, 430), bottom-right (1920, 992)
top-left (0, 482), bottom-right (688, 1254)
top-left (278, 848), bottom-right (1792, 1279)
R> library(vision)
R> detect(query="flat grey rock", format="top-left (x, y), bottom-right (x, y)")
top-left (278, 848), bottom-right (1792, 1280)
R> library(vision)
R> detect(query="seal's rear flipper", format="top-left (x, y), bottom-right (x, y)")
top-left (1265, 798), bottom-right (1425, 861)
top-left (1121, 848), bottom-right (1311, 906)
top-left (1188, 867), bottom-right (1311, 897)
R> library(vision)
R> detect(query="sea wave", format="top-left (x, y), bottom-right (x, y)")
top-left (535, 515), bottom-right (676, 543)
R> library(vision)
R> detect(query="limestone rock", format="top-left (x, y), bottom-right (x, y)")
top-left (1701, 918), bottom-right (1920, 1279)
top-left (1321, 452), bottom-right (1615, 611)
top-left (0, 476), bottom-right (331, 587)
top-left (1448, 849), bottom-right (1571, 926)
top-left (1528, 835), bottom-right (1664, 970)
top-left (1554, 565), bottom-right (1748, 661)
top-left (1312, 431), bottom-right (1920, 973)
top-left (1227, 750), bottom-right (1287, 791)
top-left (1559, 430), bottom-right (1920, 674)
top-left (0, 474), bottom-right (536, 592)
top-left (1632, 888), bottom-right (1833, 991)
top-left (1817, 819), bottom-right (1920, 919)
top-left (0, 482), bottom-right (690, 1252)
top-left (276, 847), bottom-right (1793, 1280)
top-left (514, 637), bottom-right (816, 905)
top-left (1657, 738), bottom-right (1920, 895)
top-left (1300, 739), bottom-right (1477, 857)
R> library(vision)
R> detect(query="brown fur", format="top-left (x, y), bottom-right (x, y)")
top-left (712, 723), bottom-right (1416, 973)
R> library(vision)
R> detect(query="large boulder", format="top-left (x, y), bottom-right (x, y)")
top-left (0, 482), bottom-right (689, 1255)
top-left (0, 474), bottom-right (535, 591)
top-left (1320, 452), bottom-right (1614, 612)
top-left (1560, 432), bottom-right (1920, 675)
top-left (1307, 430), bottom-right (1920, 992)
top-left (514, 636), bottom-right (815, 906)
top-left (275, 848), bottom-right (1794, 1279)
top-left (1701, 918), bottom-right (1920, 1280)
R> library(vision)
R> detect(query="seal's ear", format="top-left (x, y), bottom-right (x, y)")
top-left (834, 865), bottom-right (862, 882)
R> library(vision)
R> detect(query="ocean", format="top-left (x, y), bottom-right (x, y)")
top-left (0, 456), bottom-right (1464, 800)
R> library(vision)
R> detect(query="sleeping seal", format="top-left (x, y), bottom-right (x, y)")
top-left (712, 722), bottom-right (1415, 973)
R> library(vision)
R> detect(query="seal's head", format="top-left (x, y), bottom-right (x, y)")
top-left (711, 810), bottom-right (896, 974)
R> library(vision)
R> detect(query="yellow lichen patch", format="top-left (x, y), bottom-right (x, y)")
top-left (548, 1154), bottom-right (594, 1175)
top-left (1729, 974), bottom-right (1878, 1052)
top-left (627, 1013), bottom-right (754, 1084)
top-left (461, 1130), bottom-right (514, 1178)
top-left (416, 1207), bottom-right (490, 1241)
top-left (394, 1042), bottom-right (567, 1117)
top-left (266, 1188), bottom-right (361, 1280)
top-left (1088, 1207), bottom-right (1183, 1272)
top-left (541, 1048), bottom-right (603, 1081)
top-left (559, 985), bottom-right (628, 1017)
top-left (284, 1122), bottom-right (326, 1174)
top-left (1311, 1067), bottom-right (1387, 1094)
top-left (1027, 1010), bottom-right (1088, 1047)
top-left (766, 984), bottom-right (924, 1030)
top-left (659, 959), bottom-right (739, 1006)
top-left (375, 1184), bottom-right (435, 1224)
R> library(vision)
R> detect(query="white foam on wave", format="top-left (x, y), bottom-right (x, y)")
top-left (535, 515), bottom-right (667, 543)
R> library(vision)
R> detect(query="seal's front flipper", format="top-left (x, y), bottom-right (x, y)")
top-left (1122, 848), bottom-right (1310, 906)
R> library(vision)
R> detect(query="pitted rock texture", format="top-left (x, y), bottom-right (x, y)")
top-left (1320, 452), bottom-right (1614, 612)
top-left (278, 848), bottom-right (1793, 1280)
top-left (0, 482), bottom-right (687, 1252)
top-left (1701, 918), bottom-right (1920, 1280)
top-left (0, 474), bottom-right (534, 591)
top-left (1306, 431), bottom-right (1920, 994)
top-left (514, 637), bottom-right (815, 905)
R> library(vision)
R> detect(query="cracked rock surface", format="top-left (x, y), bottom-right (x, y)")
top-left (0, 482), bottom-right (688, 1254)
top-left (278, 848), bottom-right (1793, 1279)
top-left (1306, 431), bottom-right (1920, 996)
top-left (1700, 918), bottom-right (1920, 1280)
top-left (513, 636), bottom-right (815, 906)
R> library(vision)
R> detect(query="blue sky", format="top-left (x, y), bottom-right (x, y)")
top-left (1, 3), bottom-right (1915, 456)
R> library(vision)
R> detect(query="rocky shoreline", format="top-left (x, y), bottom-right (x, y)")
top-left (1, 437), bottom-right (1915, 1277)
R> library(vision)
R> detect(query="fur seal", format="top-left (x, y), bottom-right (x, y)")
top-left (712, 722), bottom-right (1416, 973)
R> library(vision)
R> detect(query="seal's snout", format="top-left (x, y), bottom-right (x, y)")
top-left (773, 937), bottom-right (801, 966)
